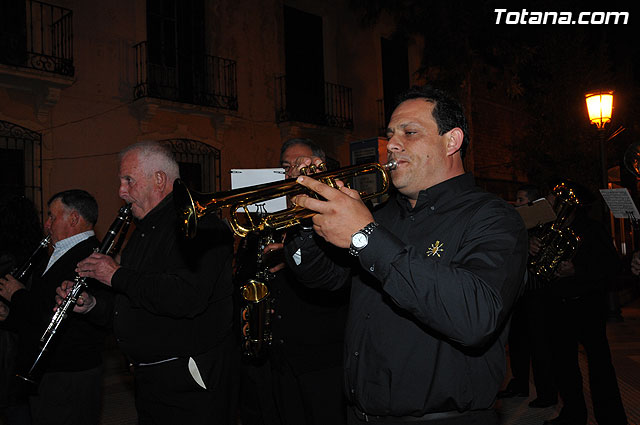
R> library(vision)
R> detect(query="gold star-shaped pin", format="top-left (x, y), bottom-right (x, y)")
top-left (426, 240), bottom-right (444, 257)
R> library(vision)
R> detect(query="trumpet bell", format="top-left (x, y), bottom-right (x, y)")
top-left (174, 179), bottom-right (199, 239)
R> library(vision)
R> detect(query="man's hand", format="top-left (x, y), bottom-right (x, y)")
top-left (75, 253), bottom-right (120, 286)
top-left (0, 274), bottom-right (25, 302)
top-left (631, 251), bottom-right (640, 276)
top-left (554, 260), bottom-right (575, 278)
top-left (0, 300), bottom-right (9, 321)
top-left (55, 280), bottom-right (96, 314)
top-left (292, 175), bottom-right (374, 248)
top-left (529, 236), bottom-right (542, 256)
top-left (263, 242), bottom-right (286, 273)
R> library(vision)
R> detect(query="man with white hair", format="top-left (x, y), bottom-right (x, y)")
top-left (60, 141), bottom-right (235, 424)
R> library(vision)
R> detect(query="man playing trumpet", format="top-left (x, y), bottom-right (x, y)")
top-left (283, 85), bottom-right (528, 424)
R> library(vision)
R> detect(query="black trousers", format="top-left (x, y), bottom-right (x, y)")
top-left (238, 356), bottom-right (347, 425)
top-left (347, 406), bottom-right (498, 425)
top-left (133, 342), bottom-right (235, 425)
top-left (29, 365), bottom-right (103, 425)
top-left (507, 287), bottom-right (556, 398)
top-left (548, 292), bottom-right (627, 424)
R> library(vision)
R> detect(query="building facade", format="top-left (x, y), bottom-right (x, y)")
top-left (1, 0), bottom-right (524, 235)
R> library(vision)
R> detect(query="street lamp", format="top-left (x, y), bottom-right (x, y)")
top-left (585, 90), bottom-right (614, 188)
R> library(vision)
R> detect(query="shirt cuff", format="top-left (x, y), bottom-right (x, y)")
top-left (358, 225), bottom-right (405, 281)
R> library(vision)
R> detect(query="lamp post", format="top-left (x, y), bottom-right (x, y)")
top-left (585, 90), bottom-right (614, 189)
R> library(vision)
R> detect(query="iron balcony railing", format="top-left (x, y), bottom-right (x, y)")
top-left (133, 41), bottom-right (238, 110)
top-left (0, 0), bottom-right (73, 76)
top-left (275, 75), bottom-right (353, 129)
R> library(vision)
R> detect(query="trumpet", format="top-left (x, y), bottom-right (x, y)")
top-left (17, 204), bottom-right (132, 384)
top-left (174, 160), bottom-right (397, 238)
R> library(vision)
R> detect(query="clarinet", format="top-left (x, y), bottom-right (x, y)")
top-left (1, 236), bottom-right (51, 306)
top-left (17, 204), bottom-right (132, 383)
top-left (11, 236), bottom-right (51, 281)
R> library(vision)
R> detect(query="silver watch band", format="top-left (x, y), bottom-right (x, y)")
top-left (349, 222), bottom-right (379, 256)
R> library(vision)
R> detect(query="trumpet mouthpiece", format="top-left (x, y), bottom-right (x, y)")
top-left (384, 159), bottom-right (398, 170)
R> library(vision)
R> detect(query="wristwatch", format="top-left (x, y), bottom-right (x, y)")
top-left (349, 222), bottom-right (379, 256)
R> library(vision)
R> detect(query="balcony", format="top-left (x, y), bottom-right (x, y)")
top-left (0, 0), bottom-right (73, 76)
top-left (275, 76), bottom-right (353, 129)
top-left (133, 41), bottom-right (238, 111)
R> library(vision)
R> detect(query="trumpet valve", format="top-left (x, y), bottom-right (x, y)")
top-left (325, 176), bottom-right (338, 189)
top-left (299, 162), bottom-right (327, 176)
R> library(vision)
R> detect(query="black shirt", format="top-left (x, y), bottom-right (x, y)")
top-left (91, 193), bottom-right (234, 363)
top-left (284, 173), bottom-right (528, 416)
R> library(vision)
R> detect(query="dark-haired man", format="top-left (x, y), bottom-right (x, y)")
top-left (237, 138), bottom-right (348, 425)
top-left (0, 189), bottom-right (107, 425)
top-left (531, 184), bottom-right (627, 425)
top-left (284, 86), bottom-right (529, 424)
top-left (499, 184), bottom-right (557, 408)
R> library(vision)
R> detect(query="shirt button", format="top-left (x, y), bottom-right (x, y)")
top-left (277, 315), bottom-right (282, 320)
top-left (430, 206), bottom-right (435, 210)
top-left (365, 314), bottom-right (371, 319)
top-left (410, 216), bottom-right (415, 221)
top-left (369, 265), bottom-right (375, 272)
top-left (351, 389), bottom-right (355, 394)
top-left (141, 233), bottom-right (145, 238)
top-left (354, 351), bottom-right (359, 357)
top-left (279, 339), bottom-right (284, 344)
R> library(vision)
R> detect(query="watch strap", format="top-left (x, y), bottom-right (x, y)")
top-left (349, 222), bottom-right (379, 256)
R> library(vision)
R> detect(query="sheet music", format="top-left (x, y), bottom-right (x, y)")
top-left (231, 168), bottom-right (287, 213)
top-left (599, 188), bottom-right (640, 220)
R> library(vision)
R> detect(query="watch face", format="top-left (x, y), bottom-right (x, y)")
top-left (352, 232), bottom-right (368, 249)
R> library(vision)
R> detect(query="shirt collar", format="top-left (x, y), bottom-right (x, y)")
top-left (134, 193), bottom-right (174, 231)
top-left (53, 230), bottom-right (95, 251)
top-left (44, 230), bottom-right (95, 274)
top-left (395, 173), bottom-right (476, 214)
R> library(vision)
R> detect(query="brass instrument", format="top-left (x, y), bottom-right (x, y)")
top-left (623, 142), bottom-right (640, 246)
top-left (18, 204), bottom-right (132, 384)
top-left (528, 183), bottom-right (581, 281)
top-left (239, 225), bottom-right (276, 360)
top-left (624, 141), bottom-right (640, 178)
top-left (174, 160), bottom-right (397, 238)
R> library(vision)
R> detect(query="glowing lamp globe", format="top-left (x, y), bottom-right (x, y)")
top-left (585, 91), bottom-right (613, 129)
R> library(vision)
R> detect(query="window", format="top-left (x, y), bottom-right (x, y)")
top-left (0, 120), bottom-right (43, 220)
top-left (159, 138), bottom-right (220, 193)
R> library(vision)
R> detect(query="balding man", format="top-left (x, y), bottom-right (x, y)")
top-left (59, 141), bottom-right (235, 425)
